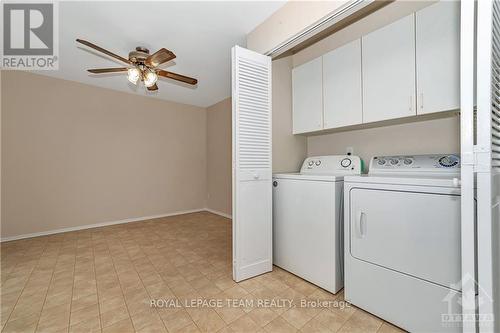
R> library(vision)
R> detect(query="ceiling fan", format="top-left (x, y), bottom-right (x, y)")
top-left (76, 39), bottom-right (198, 91)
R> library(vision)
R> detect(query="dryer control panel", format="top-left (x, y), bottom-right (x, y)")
top-left (300, 155), bottom-right (362, 174)
top-left (369, 154), bottom-right (460, 174)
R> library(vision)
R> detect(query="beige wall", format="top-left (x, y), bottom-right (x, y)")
top-left (308, 116), bottom-right (460, 169)
top-left (206, 98), bottom-right (232, 216)
top-left (272, 57), bottom-right (307, 173)
top-left (1, 71), bottom-right (207, 239)
top-left (247, 1), bottom-right (349, 54)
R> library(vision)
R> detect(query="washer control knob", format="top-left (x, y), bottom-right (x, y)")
top-left (403, 158), bottom-right (413, 165)
top-left (341, 158), bottom-right (352, 168)
top-left (439, 155), bottom-right (459, 168)
top-left (377, 159), bottom-right (386, 166)
top-left (308, 161), bottom-right (314, 167)
top-left (315, 160), bottom-right (321, 166)
top-left (390, 158), bottom-right (399, 166)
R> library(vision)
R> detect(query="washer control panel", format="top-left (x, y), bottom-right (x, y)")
top-left (369, 154), bottom-right (460, 174)
top-left (300, 155), bottom-right (362, 174)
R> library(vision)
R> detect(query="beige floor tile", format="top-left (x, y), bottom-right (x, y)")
top-left (248, 307), bottom-right (279, 327)
top-left (264, 316), bottom-right (298, 333)
top-left (281, 307), bottom-right (316, 329)
top-left (37, 303), bottom-right (71, 332)
top-left (192, 308), bottom-right (226, 332)
top-left (215, 302), bottom-right (246, 324)
top-left (175, 322), bottom-right (202, 333)
top-left (338, 309), bottom-right (383, 333)
top-left (9, 294), bottom-right (45, 321)
top-left (130, 307), bottom-right (163, 331)
top-left (237, 278), bottom-right (262, 293)
top-left (43, 290), bottom-right (72, 310)
top-left (0, 212), bottom-right (397, 333)
top-left (99, 295), bottom-right (126, 314)
top-left (224, 285), bottom-right (249, 299)
top-left (314, 307), bottom-right (355, 332)
top-left (71, 293), bottom-right (98, 312)
top-left (160, 308), bottom-right (194, 332)
top-left (102, 317), bottom-right (135, 333)
top-left (69, 303), bottom-right (100, 327)
top-left (299, 317), bottom-right (333, 333)
top-left (100, 304), bottom-right (130, 328)
top-left (213, 277), bottom-right (238, 291)
top-left (136, 322), bottom-right (167, 333)
top-left (228, 314), bottom-right (260, 332)
top-left (3, 312), bottom-right (39, 333)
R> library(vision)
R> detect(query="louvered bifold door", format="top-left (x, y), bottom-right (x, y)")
top-left (476, 1), bottom-right (500, 332)
top-left (231, 46), bottom-right (272, 282)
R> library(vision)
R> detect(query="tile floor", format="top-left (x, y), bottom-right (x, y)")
top-left (0, 212), bottom-right (405, 333)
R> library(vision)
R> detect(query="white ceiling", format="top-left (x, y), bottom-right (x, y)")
top-left (36, 1), bottom-right (285, 107)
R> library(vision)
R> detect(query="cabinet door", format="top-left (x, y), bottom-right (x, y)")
top-left (416, 1), bottom-right (460, 115)
top-left (323, 39), bottom-right (362, 129)
top-left (362, 14), bottom-right (416, 123)
top-left (292, 57), bottom-right (323, 134)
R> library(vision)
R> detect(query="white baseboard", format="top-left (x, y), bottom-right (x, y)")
top-left (205, 208), bottom-right (232, 219)
top-left (1, 208), bottom-right (206, 242)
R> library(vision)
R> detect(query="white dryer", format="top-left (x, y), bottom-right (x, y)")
top-left (344, 154), bottom-right (465, 332)
top-left (273, 155), bottom-right (362, 294)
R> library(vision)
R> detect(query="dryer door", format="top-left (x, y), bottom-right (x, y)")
top-left (349, 188), bottom-right (461, 289)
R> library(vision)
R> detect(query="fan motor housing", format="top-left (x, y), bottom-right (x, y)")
top-left (129, 47), bottom-right (150, 63)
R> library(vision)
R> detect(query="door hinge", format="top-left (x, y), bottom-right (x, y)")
top-left (471, 145), bottom-right (492, 173)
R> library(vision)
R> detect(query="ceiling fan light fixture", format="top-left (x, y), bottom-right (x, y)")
top-left (144, 70), bottom-right (158, 88)
top-left (76, 39), bottom-right (198, 91)
top-left (127, 67), bottom-right (141, 84)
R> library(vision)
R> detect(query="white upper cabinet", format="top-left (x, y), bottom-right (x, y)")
top-left (323, 39), bottom-right (362, 129)
top-left (416, 1), bottom-right (460, 115)
top-left (362, 14), bottom-right (416, 123)
top-left (292, 57), bottom-right (323, 134)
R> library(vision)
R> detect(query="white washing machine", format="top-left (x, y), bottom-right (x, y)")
top-left (344, 154), bottom-right (465, 332)
top-left (273, 155), bottom-right (362, 293)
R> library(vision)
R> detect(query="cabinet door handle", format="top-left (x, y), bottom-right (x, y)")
top-left (420, 93), bottom-right (424, 110)
top-left (358, 211), bottom-right (367, 238)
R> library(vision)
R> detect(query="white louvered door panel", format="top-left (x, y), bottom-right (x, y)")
top-left (476, 1), bottom-right (500, 332)
top-left (231, 46), bottom-right (272, 282)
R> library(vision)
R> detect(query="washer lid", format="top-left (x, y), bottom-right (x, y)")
top-left (344, 174), bottom-right (460, 188)
top-left (273, 173), bottom-right (344, 182)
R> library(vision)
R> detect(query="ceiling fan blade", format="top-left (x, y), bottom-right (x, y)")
top-left (87, 67), bottom-right (128, 74)
top-left (76, 39), bottom-right (131, 65)
top-left (157, 70), bottom-right (197, 85)
top-left (147, 84), bottom-right (159, 91)
top-left (146, 48), bottom-right (176, 67)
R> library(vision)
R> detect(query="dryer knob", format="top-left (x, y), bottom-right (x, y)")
top-left (403, 158), bottom-right (413, 165)
top-left (341, 158), bottom-right (352, 168)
